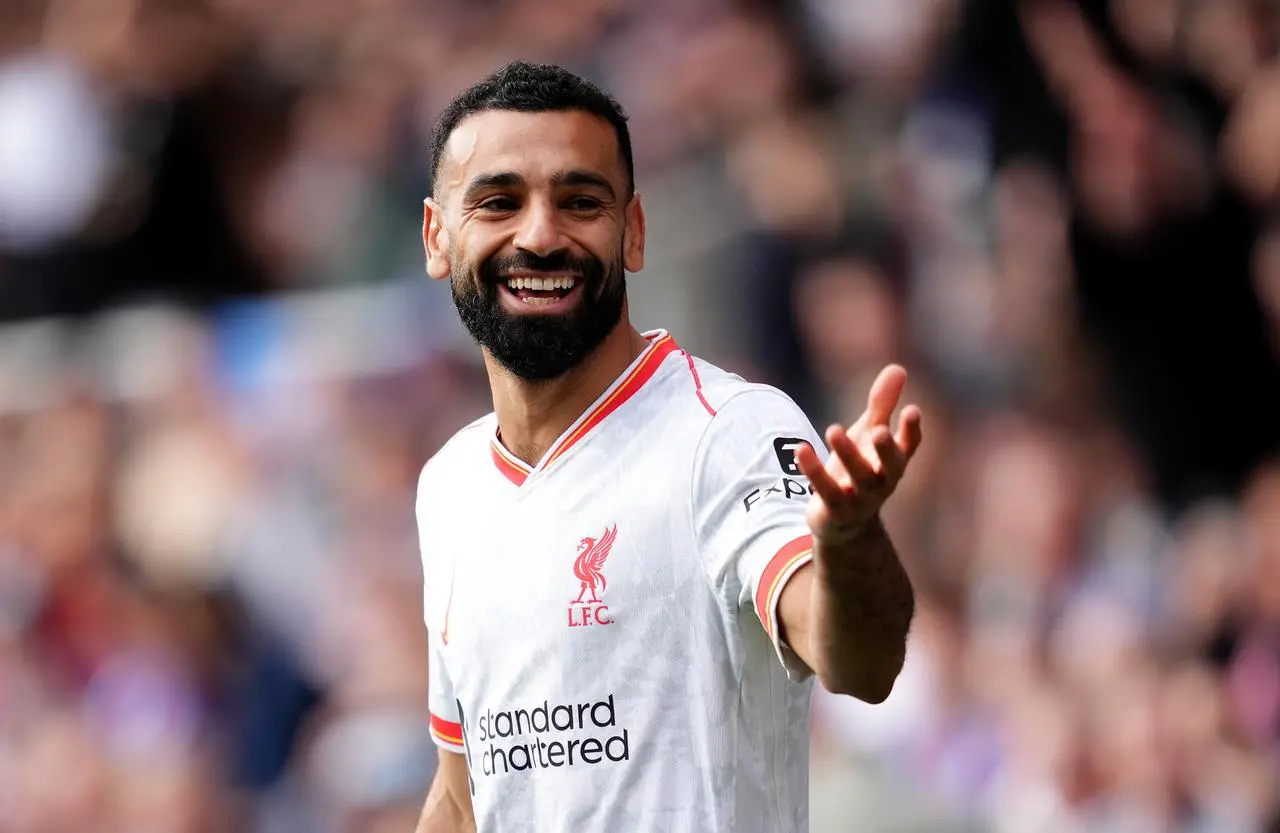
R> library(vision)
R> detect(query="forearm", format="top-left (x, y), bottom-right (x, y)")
top-left (416, 775), bottom-right (475, 833)
top-left (808, 515), bottom-right (914, 702)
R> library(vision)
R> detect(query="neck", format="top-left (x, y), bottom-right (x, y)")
top-left (487, 317), bottom-right (650, 467)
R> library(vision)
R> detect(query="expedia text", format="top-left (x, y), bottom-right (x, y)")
top-left (742, 477), bottom-right (813, 512)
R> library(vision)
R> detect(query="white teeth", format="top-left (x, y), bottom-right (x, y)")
top-left (506, 276), bottom-right (577, 291)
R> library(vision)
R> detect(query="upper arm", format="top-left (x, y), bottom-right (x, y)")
top-left (690, 388), bottom-right (827, 680)
top-left (417, 751), bottom-right (474, 833)
top-left (419, 464), bottom-right (467, 755)
top-left (415, 458), bottom-right (475, 832)
top-left (775, 560), bottom-right (817, 675)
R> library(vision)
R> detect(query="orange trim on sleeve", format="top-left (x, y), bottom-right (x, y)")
top-left (430, 712), bottom-right (464, 747)
top-left (755, 534), bottom-right (814, 640)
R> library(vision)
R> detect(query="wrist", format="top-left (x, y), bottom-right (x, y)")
top-left (815, 512), bottom-right (885, 552)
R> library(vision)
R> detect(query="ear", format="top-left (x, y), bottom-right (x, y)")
top-left (423, 198), bottom-right (452, 280)
top-left (623, 193), bottom-right (646, 273)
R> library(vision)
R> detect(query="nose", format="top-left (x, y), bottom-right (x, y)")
top-left (512, 197), bottom-right (565, 256)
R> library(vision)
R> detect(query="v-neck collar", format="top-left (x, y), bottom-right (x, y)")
top-left (489, 330), bottom-right (679, 487)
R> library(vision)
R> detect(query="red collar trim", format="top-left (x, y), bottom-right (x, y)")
top-left (490, 331), bottom-right (678, 486)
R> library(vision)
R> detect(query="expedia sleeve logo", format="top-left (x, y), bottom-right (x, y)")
top-left (773, 437), bottom-right (806, 476)
top-left (742, 437), bottom-right (815, 512)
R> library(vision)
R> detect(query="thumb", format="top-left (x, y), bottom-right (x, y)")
top-left (865, 364), bottom-right (907, 426)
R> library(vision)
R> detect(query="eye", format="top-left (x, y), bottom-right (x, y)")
top-left (565, 196), bottom-right (602, 212)
top-left (478, 196), bottom-right (519, 212)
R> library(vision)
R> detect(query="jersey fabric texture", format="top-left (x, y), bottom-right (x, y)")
top-left (418, 330), bottom-right (829, 832)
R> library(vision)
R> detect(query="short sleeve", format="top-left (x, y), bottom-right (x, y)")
top-left (418, 465), bottom-right (465, 754)
top-left (427, 620), bottom-right (465, 753)
top-left (690, 388), bottom-right (828, 681)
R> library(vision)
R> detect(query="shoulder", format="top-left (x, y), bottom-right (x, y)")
top-left (415, 414), bottom-right (494, 572)
top-left (661, 350), bottom-right (804, 421)
top-left (682, 354), bottom-right (813, 438)
top-left (664, 353), bottom-right (818, 485)
top-left (417, 412), bottom-right (496, 499)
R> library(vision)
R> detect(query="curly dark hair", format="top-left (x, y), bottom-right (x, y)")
top-left (427, 61), bottom-right (634, 199)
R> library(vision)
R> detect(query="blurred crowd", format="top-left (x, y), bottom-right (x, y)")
top-left (1, 0), bottom-right (1279, 831)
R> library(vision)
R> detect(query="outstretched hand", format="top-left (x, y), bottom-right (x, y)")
top-left (793, 365), bottom-right (923, 547)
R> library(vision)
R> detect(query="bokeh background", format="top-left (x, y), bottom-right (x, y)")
top-left (2, 0), bottom-right (1279, 831)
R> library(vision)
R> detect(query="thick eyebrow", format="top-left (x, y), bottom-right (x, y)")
top-left (462, 171), bottom-right (525, 203)
top-left (551, 170), bottom-right (616, 201)
top-left (462, 169), bottom-right (618, 204)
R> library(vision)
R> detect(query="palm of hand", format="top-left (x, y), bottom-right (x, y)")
top-left (794, 365), bottom-right (923, 547)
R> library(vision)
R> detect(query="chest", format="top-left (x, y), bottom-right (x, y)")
top-left (432, 462), bottom-right (711, 678)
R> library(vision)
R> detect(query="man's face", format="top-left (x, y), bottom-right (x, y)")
top-left (423, 109), bottom-right (645, 381)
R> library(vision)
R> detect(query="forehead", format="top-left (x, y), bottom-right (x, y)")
top-left (443, 109), bottom-right (624, 191)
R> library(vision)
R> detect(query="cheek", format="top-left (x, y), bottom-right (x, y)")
top-left (453, 254), bottom-right (484, 286)
top-left (458, 227), bottom-right (512, 265)
top-left (583, 226), bottom-right (626, 262)
top-left (446, 241), bottom-right (481, 277)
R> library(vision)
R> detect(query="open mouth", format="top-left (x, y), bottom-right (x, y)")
top-left (501, 274), bottom-right (581, 307)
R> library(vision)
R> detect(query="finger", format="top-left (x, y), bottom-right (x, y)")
top-left (827, 423), bottom-right (881, 487)
top-left (895, 405), bottom-right (924, 461)
top-left (794, 440), bottom-right (823, 480)
top-left (795, 442), bottom-right (854, 508)
top-left (865, 364), bottom-right (907, 427)
top-left (872, 425), bottom-right (906, 480)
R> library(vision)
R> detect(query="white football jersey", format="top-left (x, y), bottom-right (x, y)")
top-left (418, 330), bottom-right (829, 832)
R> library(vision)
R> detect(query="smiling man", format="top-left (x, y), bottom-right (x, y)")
top-left (415, 62), bottom-right (922, 833)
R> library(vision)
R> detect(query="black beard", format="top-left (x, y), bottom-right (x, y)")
top-left (451, 248), bottom-right (626, 381)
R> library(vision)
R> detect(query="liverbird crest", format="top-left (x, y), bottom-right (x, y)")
top-left (571, 524), bottom-right (617, 605)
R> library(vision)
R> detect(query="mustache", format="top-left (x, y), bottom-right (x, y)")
top-left (482, 250), bottom-right (600, 281)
